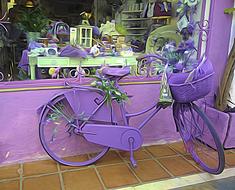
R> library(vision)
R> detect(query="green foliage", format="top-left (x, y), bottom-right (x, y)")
top-left (91, 76), bottom-right (128, 104)
top-left (136, 0), bottom-right (143, 3)
top-left (163, 51), bottom-right (182, 64)
top-left (17, 7), bottom-right (49, 32)
top-left (115, 24), bottom-right (128, 36)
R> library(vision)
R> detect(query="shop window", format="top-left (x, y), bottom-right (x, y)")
top-left (0, 0), bottom-right (212, 82)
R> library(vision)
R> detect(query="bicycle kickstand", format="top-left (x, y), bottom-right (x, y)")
top-left (129, 137), bottom-right (137, 167)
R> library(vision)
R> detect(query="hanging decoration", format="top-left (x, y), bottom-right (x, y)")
top-left (176, 0), bottom-right (200, 40)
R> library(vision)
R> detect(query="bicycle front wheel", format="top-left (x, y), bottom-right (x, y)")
top-left (39, 89), bottom-right (110, 166)
top-left (173, 103), bottom-right (225, 174)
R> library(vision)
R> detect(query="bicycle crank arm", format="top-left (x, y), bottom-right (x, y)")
top-left (83, 124), bottom-right (143, 151)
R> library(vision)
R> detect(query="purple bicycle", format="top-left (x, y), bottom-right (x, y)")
top-left (38, 54), bottom-right (225, 175)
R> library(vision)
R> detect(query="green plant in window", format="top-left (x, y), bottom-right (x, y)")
top-left (16, 7), bottom-right (49, 32)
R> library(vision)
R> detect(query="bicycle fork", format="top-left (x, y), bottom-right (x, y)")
top-left (82, 124), bottom-right (143, 167)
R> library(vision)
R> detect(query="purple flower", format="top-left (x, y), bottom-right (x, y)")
top-left (175, 62), bottom-right (184, 71)
top-left (187, 22), bottom-right (196, 34)
top-left (185, 39), bottom-right (195, 50)
top-left (176, 1), bottom-right (183, 8)
top-left (178, 42), bottom-right (185, 49)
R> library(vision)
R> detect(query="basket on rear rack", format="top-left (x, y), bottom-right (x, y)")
top-left (168, 57), bottom-right (214, 103)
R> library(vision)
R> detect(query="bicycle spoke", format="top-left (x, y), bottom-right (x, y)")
top-left (46, 103), bottom-right (72, 123)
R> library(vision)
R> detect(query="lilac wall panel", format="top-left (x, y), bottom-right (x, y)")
top-left (0, 81), bottom-right (181, 165)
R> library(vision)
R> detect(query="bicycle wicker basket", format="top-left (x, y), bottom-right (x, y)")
top-left (168, 57), bottom-right (214, 103)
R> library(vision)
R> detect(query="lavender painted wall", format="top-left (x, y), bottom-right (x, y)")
top-left (0, 79), bottom-right (183, 164)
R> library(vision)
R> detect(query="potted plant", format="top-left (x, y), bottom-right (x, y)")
top-left (16, 6), bottom-right (49, 42)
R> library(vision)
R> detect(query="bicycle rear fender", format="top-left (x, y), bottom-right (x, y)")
top-left (37, 87), bottom-right (119, 124)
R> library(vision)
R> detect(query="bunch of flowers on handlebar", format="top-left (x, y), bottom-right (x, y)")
top-left (158, 39), bottom-right (197, 74)
top-left (144, 0), bottom-right (200, 75)
top-left (176, 0), bottom-right (199, 39)
top-left (166, 0), bottom-right (200, 71)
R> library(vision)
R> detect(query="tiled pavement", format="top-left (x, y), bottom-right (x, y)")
top-left (0, 142), bottom-right (235, 190)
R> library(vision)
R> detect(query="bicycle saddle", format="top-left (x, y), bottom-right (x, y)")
top-left (102, 67), bottom-right (130, 78)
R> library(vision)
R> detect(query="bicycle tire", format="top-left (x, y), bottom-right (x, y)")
top-left (39, 89), bottom-right (111, 166)
top-left (173, 102), bottom-right (225, 174)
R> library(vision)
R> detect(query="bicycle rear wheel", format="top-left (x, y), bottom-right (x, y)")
top-left (39, 89), bottom-right (111, 166)
top-left (173, 102), bottom-right (225, 174)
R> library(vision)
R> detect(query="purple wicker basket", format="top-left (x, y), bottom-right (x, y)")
top-left (168, 57), bottom-right (214, 103)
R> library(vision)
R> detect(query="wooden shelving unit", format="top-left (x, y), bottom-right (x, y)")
top-left (126, 34), bottom-right (145, 36)
top-left (119, 1), bottom-right (172, 41)
top-left (120, 8), bottom-right (149, 41)
top-left (122, 10), bottom-right (143, 14)
top-left (122, 18), bottom-right (150, 21)
top-left (126, 27), bottom-right (148, 30)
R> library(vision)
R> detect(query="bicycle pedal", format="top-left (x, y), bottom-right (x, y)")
top-left (129, 137), bottom-right (137, 168)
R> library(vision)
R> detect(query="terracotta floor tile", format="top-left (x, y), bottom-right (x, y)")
top-left (23, 174), bottom-right (61, 190)
top-left (59, 154), bottom-right (89, 171)
top-left (145, 144), bottom-right (177, 158)
top-left (0, 164), bottom-right (20, 180)
top-left (63, 168), bottom-right (103, 190)
top-left (158, 156), bottom-right (199, 176)
top-left (119, 148), bottom-right (151, 161)
top-left (97, 163), bottom-right (139, 189)
top-left (169, 141), bottom-right (188, 155)
top-left (0, 180), bottom-right (20, 190)
top-left (132, 160), bottom-right (170, 182)
top-left (95, 151), bottom-right (123, 166)
top-left (225, 151), bottom-right (235, 166)
top-left (23, 159), bottom-right (58, 176)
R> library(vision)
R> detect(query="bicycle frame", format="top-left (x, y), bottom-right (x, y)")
top-left (70, 84), bottom-right (164, 132)
top-left (122, 102), bottom-right (162, 130)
